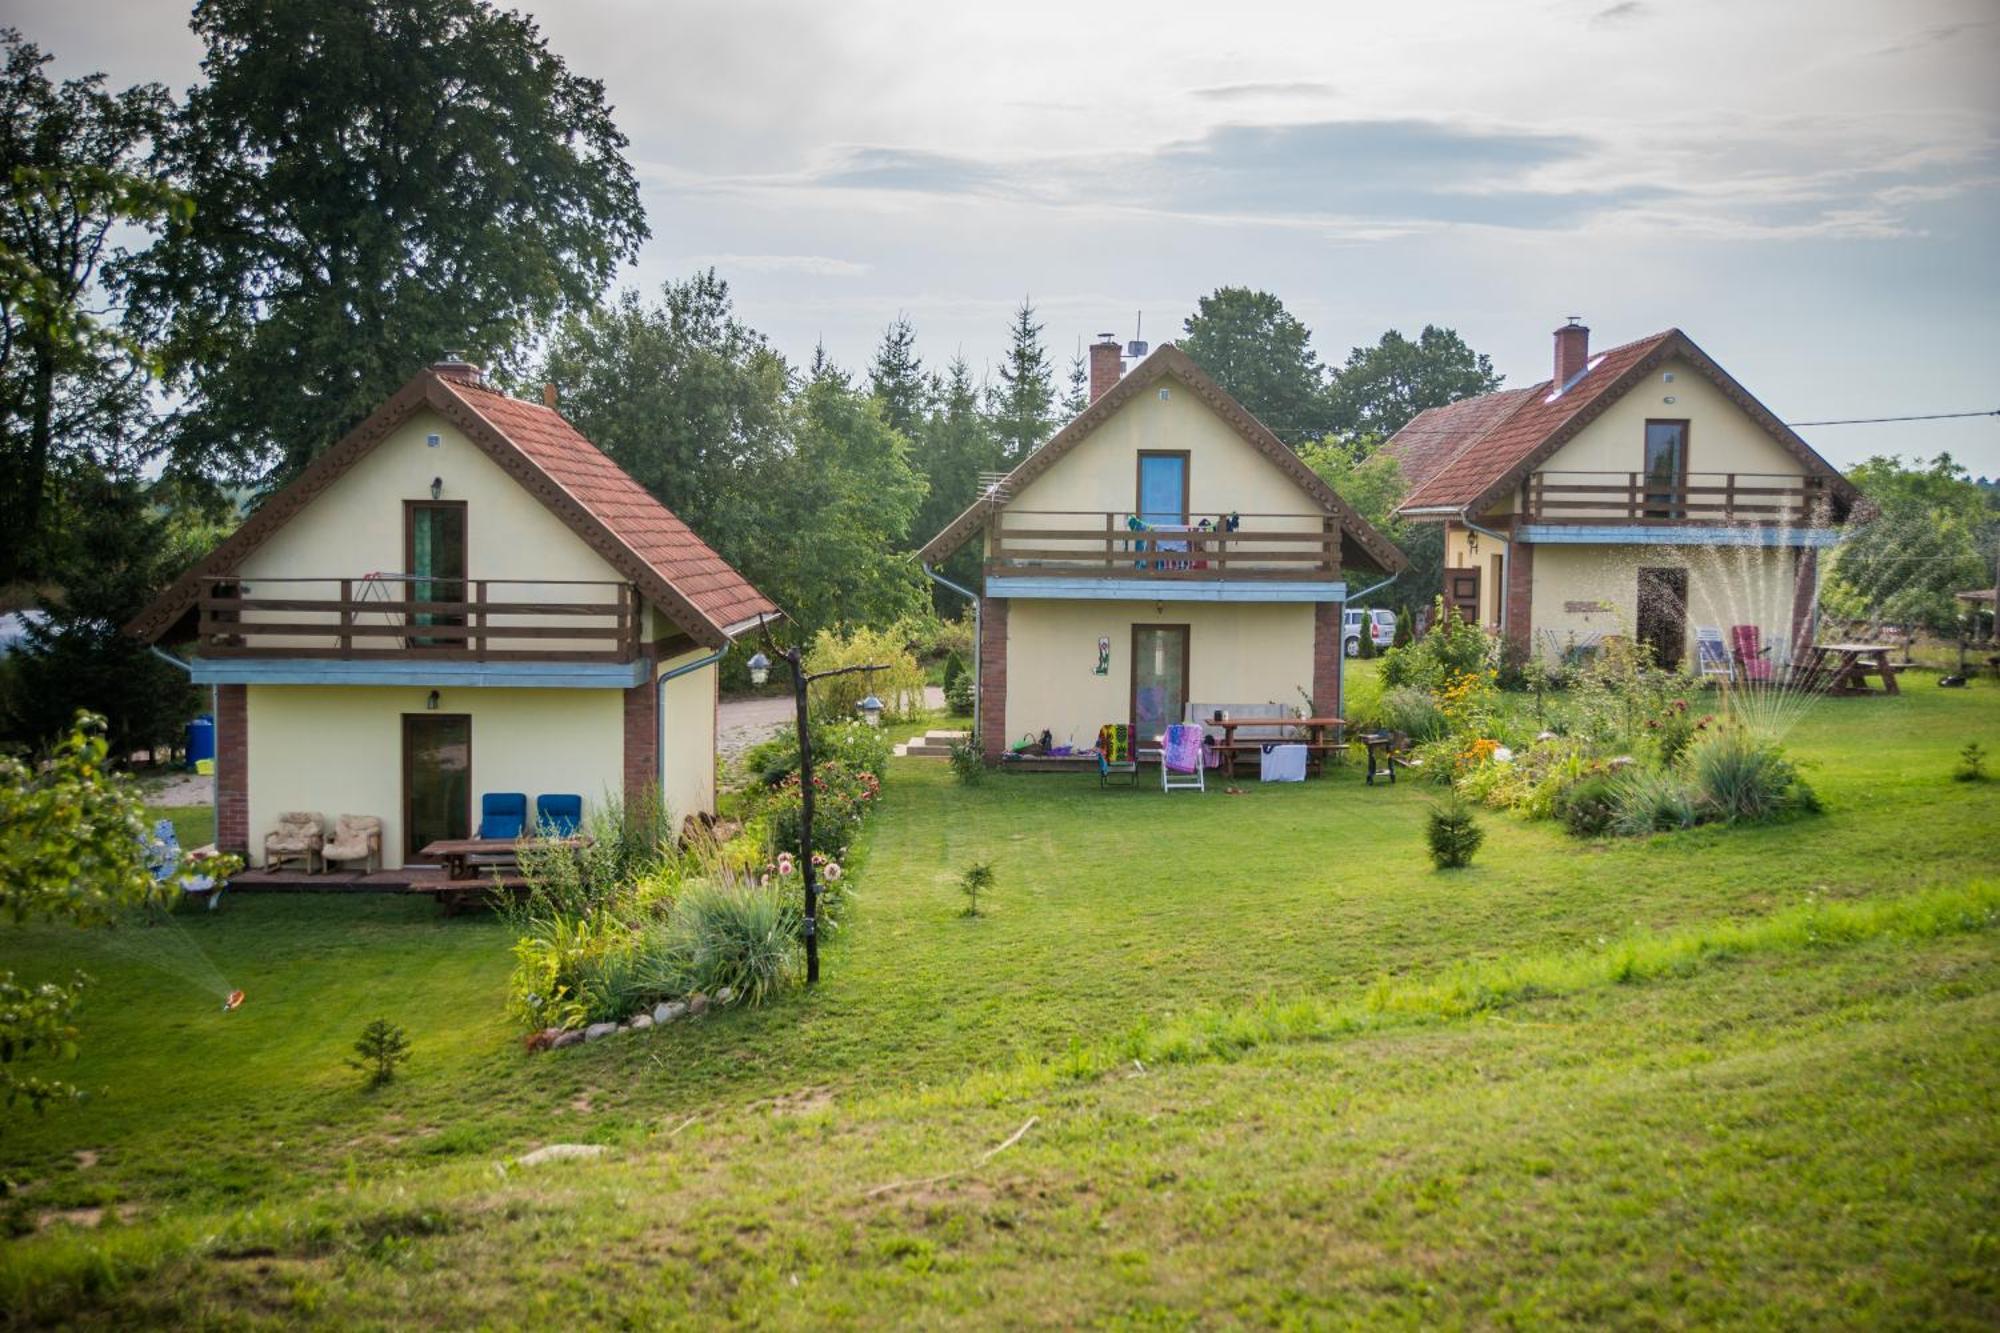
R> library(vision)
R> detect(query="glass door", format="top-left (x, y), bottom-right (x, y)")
top-left (403, 714), bottom-right (471, 861)
top-left (405, 501), bottom-right (466, 647)
top-left (1131, 624), bottom-right (1189, 739)
top-left (1136, 452), bottom-right (1189, 526)
top-left (1643, 421), bottom-right (1687, 518)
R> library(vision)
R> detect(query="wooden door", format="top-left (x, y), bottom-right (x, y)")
top-left (1636, 567), bottom-right (1690, 670)
top-left (1444, 567), bottom-right (1481, 626)
top-left (403, 714), bottom-right (471, 861)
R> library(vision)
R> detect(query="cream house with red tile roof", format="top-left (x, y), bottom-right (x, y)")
top-left (921, 340), bottom-right (1403, 761)
top-left (1385, 321), bottom-right (1858, 672)
top-left (129, 359), bottom-right (778, 869)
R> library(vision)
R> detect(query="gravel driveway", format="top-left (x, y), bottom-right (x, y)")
top-left (718, 686), bottom-right (945, 759)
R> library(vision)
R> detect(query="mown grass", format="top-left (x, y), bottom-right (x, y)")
top-left (1, 674), bottom-right (1996, 1326)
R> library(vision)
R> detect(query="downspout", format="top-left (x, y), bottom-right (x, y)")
top-left (923, 562), bottom-right (980, 739)
top-left (1339, 574), bottom-right (1399, 726)
top-left (656, 645), bottom-right (727, 813)
top-left (148, 645), bottom-right (217, 840)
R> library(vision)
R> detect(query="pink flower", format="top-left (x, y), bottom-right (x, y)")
top-left (824, 862), bottom-right (843, 882)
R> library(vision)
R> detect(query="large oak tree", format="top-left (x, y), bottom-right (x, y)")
top-left (127, 0), bottom-right (648, 485)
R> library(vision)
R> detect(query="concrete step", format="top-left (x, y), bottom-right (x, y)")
top-left (894, 729), bottom-right (970, 759)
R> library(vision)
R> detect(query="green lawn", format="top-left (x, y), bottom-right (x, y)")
top-left (3, 679), bottom-right (1998, 1326)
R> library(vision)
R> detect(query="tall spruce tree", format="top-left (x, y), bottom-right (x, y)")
top-left (126, 0), bottom-right (648, 485)
top-left (1060, 339), bottom-right (1089, 419)
top-left (913, 355), bottom-right (997, 611)
top-left (989, 298), bottom-right (1055, 463)
top-left (868, 314), bottom-right (926, 440)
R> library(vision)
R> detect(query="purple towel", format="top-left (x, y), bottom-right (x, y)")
top-left (1163, 724), bottom-right (1203, 774)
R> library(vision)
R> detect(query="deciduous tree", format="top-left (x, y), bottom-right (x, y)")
top-left (0, 31), bottom-right (178, 583)
top-left (1178, 287), bottom-right (1331, 444)
top-left (1326, 325), bottom-right (1502, 439)
top-left (127, 0), bottom-right (647, 484)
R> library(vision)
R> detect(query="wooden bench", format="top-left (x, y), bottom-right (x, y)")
top-left (407, 875), bottom-right (533, 915)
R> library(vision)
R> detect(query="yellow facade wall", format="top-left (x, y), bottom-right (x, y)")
top-left (1530, 544), bottom-right (1805, 666)
top-left (1443, 523), bottom-right (1509, 630)
top-left (995, 377), bottom-right (1322, 549)
top-left (1001, 599), bottom-right (1317, 747)
top-left (244, 684), bottom-right (624, 870)
top-left (1537, 356), bottom-right (1804, 479)
top-left (658, 649), bottom-right (718, 828)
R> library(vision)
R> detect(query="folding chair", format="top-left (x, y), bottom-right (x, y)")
top-left (1160, 723), bottom-right (1206, 793)
top-left (1095, 724), bottom-right (1138, 788)
top-left (1730, 625), bottom-right (1773, 683)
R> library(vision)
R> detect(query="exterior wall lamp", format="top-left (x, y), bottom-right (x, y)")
top-left (426, 690), bottom-right (440, 710)
top-left (430, 476), bottom-right (444, 500)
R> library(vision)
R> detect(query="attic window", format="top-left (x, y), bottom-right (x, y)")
top-left (1543, 354), bottom-right (1608, 404)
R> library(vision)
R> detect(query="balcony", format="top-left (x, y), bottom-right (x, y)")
top-left (986, 510), bottom-right (1339, 582)
top-left (1523, 472), bottom-right (1834, 526)
top-left (195, 575), bottom-right (643, 663)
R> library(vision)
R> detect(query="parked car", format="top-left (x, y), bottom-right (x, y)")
top-left (1343, 608), bottom-right (1398, 657)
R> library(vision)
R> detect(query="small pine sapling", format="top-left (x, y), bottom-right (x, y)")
top-left (958, 860), bottom-right (996, 917)
top-left (1955, 741), bottom-right (1988, 783)
top-left (1426, 795), bottom-right (1484, 870)
top-left (349, 1018), bottom-right (412, 1088)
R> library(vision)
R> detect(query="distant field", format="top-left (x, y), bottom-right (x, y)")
top-left (3, 674), bottom-right (1997, 1327)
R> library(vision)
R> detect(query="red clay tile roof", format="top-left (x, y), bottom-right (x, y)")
top-left (1381, 387), bottom-right (1537, 495)
top-left (441, 376), bottom-right (779, 636)
top-left (1391, 328), bottom-right (1856, 519)
top-left (128, 368), bottom-right (778, 647)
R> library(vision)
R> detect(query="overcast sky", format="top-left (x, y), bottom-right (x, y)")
top-left (16, 0), bottom-right (2000, 471)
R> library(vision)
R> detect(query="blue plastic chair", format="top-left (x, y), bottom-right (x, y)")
top-left (477, 792), bottom-right (528, 840)
top-left (535, 794), bottom-right (583, 837)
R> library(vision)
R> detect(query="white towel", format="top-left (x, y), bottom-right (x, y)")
top-left (1259, 743), bottom-right (1307, 783)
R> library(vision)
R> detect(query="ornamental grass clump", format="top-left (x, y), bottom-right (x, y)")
top-left (1692, 728), bottom-right (1816, 823)
top-left (1609, 767), bottom-right (1702, 836)
top-left (669, 878), bottom-right (799, 1007)
top-left (1426, 795), bottom-right (1484, 870)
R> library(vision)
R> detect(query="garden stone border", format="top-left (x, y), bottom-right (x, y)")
top-left (533, 987), bottom-right (735, 1054)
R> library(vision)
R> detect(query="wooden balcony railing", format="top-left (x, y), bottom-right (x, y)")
top-left (1524, 472), bottom-right (1832, 525)
top-left (986, 510), bottom-right (1339, 581)
top-left (195, 575), bottom-right (642, 662)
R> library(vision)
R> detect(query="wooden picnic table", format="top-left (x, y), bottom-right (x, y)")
top-left (415, 835), bottom-right (588, 913)
top-left (1200, 716), bottom-right (1347, 778)
top-left (1799, 642), bottom-right (1901, 696)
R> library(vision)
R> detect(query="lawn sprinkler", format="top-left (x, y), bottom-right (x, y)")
top-left (223, 989), bottom-right (245, 1012)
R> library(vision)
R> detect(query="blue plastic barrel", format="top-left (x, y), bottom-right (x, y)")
top-left (186, 715), bottom-right (216, 770)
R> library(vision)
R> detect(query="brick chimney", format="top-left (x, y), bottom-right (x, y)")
top-left (1089, 334), bottom-right (1123, 404)
top-left (432, 354), bottom-right (484, 386)
top-left (1553, 317), bottom-right (1589, 388)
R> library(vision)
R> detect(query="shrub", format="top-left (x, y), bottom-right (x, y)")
top-left (505, 909), bottom-right (618, 1029)
top-left (669, 878), bottom-right (799, 1006)
top-left (1426, 795), bottom-right (1484, 869)
top-left (1956, 741), bottom-right (1988, 783)
top-left (958, 860), bottom-right (995, 917)
top-left (943, 667), bottom-right (975, 716)
top-left (1377, 686), bottom-right (1449, 742)
top-left (804, 625), bottom-right (928, 721)
top-left (348, 1019), bottom-right (411, 1088)
top-left (1644, 698), bottom-right (1711, 768)
top-left (941, 650), bottom-right (965, 691)
top-left (1379, 596), bottom-right (1494, 692)
top-left (743, 719), bottom-right (892, 789)
top-left (1692, 730), bottom-right (1815, 823)
top-left (1609, 768), bottom-right (1702, 836)
top-left (767, 759), bottom-right (880, 858)
top-left (948, 737), bottom-right (985, 786)
top-left (1556, 771), bottom-right (1623, 837)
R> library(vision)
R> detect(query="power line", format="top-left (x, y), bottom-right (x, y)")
top-left (1785, 408), bottom-right (2000, 427)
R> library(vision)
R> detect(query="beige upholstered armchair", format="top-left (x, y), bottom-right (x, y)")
top-left (322, 815), bottom-right (382, 874)
top-left (264, 811), bottom-right (325, 873)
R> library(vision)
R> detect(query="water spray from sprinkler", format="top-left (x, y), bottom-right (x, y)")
top-left (223, 990), bottom-right (245, 1012)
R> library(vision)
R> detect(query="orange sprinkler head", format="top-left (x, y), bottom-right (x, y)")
top-left (223, 990), bottom-right (245, 1012)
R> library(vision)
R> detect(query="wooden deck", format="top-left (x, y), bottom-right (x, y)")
top-left (226, 866), bottom-right (446, 893)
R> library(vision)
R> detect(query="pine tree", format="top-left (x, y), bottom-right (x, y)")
top-left (989, 298), bottom-right (1055, 463)
top-left (868, 314), bottom-right (926, 439)
top-left (1060, 339), bottom-right (1089, 420)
